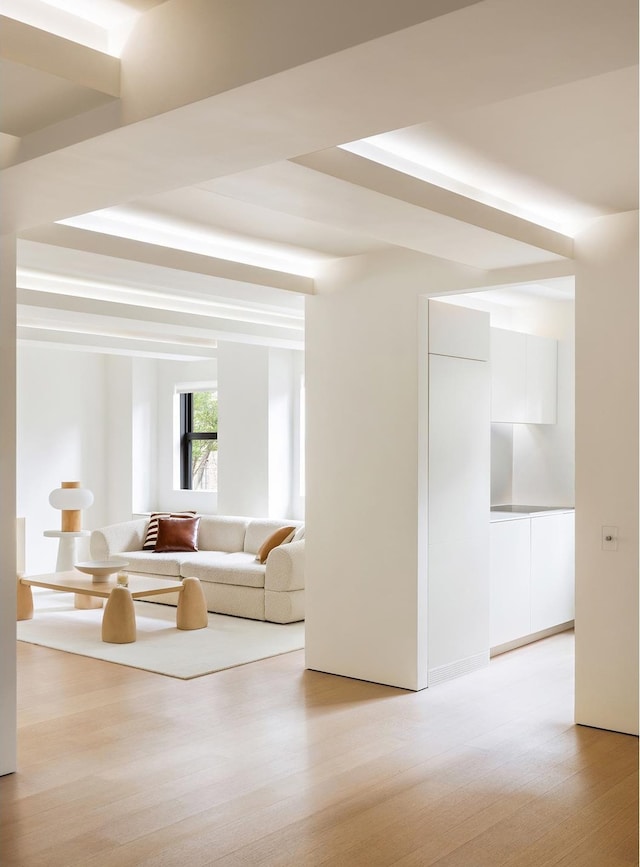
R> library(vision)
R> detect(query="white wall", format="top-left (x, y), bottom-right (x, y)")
top-left (131, 358), bottom-right (158, 515)
top-left (216, 342), bottom-right (303, 518)
top-left (268, 348), bottom-right (295, 518)
top-left (17, 345), bottom-right (110, 573)
top-left (491, 423), bottom-right (514, 504)
top-left (290, 349), bottom-right (305, 520)
top-left (574, 210), bottom-right (639, 735)
top-left (0, 235), bottom-right (17, 775)
top-left (105, 356), bottom-right (134, 522)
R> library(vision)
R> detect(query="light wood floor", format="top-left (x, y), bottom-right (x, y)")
top-left (2, 631), bottom-right (637, 866)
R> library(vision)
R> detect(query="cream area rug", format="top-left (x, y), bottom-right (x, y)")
top-left (17, 588), bottom-right (305, 679)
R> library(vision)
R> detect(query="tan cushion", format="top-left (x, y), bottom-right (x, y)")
top-left (257, 526), bottom-right (296, 564)
top-left (244, 519), bottom-right (301, 554)
top-left (154, 516), bottom-right (200, 552)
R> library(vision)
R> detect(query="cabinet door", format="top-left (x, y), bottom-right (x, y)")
top-left (428, 300), bottom-right (490, 361)
top-left (530, 512), bottom-right (575, 632)
top-left (428, 354), bottom-right (490, 545)
top-left (526, 335), bottom-right (557, 424)
top-left (491, 329), bottom-right (527, 423)
top-left (490, 518), bottom-right (531, 647)
top-left (428, 353), bottom-right (490, 678)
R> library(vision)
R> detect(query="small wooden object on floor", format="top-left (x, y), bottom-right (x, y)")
top-left (16, 577), bottom-right (34, 621)
top-left (102, 585), bottom-right (136, 644)
top-left (176, 576), bottom-right (208, 630)
top-left (74, 594), bottom-right (103, 610)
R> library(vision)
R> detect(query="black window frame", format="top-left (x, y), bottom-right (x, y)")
top-left (180, 391), bottom-right (218, 490)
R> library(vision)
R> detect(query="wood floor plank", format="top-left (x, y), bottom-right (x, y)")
top-left (2, 631), bottom-right (637, 867)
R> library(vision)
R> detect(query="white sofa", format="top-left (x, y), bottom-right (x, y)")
top-left (89, 515), bottom-right (305, 623)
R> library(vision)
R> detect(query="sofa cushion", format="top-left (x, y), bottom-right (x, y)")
top-left (142, 511), bottom-right (196, 550)
top-left (180, 551), bottom-right (266, 588)
top-left (197, 516), bottom-right (249, 552)
top-left (257, 526), bottom-right (296, 563)
top-left (244, 519), bottom-right (301, 555)
top-left (124, 550), bottom-right (184, 577)
top-left (155, 516), bottom-right (200, 552)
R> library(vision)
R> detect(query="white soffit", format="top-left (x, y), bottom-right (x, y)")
top-left (439, 276), bottom-right (575, 310)
top-left (58, 206), bottom-right (335, 278)
top-left (343, 66), bottom-right (638, 236)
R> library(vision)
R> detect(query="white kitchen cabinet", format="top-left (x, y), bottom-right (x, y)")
top-left (525, 334), bottom-right (558, 423)
top-left (428, 533), bottom-right (490, 676)
top-left (489, 518), bottom-right (531, 647)
top-left (428, 300), bottom-right (490, 361)
top-left (428, 353), bottom-right (491, 545)
top-left (491, 328), bottom-right (557, 424)
top-left (490, 510), bottom-right (574, 651)
top-left (427, 303), bottom-right (491, 683)
top-left (530, 512), bottom-right (575, 632)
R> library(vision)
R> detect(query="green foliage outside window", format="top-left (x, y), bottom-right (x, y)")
top-left (191, 392), bottom-right (218, 490)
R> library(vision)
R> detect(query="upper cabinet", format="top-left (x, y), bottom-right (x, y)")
top-left (429, 300), bottom-right (490, 361)
top-left (491, 328), bottom-right (557, 424)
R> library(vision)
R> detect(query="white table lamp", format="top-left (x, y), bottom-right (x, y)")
top-left (49, 481), bottom-right (94, 532)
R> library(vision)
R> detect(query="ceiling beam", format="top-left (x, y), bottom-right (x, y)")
top-left (19, 224), bottom-right (314, 295)
top-left (18, 287), bottom-right (305, 348)
top-left (16, 327), bottom-right (218, 361)
top-left (3, 0), bottom-right (635, 233)
top-left (0, 17), bottom-right (119, 96)
top-left (292, 149), bottom-right (573, 259)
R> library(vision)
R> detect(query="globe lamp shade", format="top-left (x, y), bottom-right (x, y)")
top-left (49, 481), bottom-right (94, 531)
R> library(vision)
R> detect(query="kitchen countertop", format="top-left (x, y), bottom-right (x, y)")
top-left (490, 505), bottom-right (574, 522)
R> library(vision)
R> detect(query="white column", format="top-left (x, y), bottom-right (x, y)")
top-left (304, 250), bottom-right (483, 689)
top-left (0, 234), bottom-right (17, 774)
top-left (268, 348), bottom-right (295, 518)
top-left (574, 210), bottom-right (639, 735)
top-left (217, 342), bottom-right (269, 516)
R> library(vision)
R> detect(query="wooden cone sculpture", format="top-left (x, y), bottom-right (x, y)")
top-left (177, 577), bottom-right (208, 630)
top-left (102, 586), bottom-right (136, 643)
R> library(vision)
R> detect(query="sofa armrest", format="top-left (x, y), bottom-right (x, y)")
top-left (265, 539), bottom-right (305, 592)
top-left (90, 519), bottom-right (148, 559)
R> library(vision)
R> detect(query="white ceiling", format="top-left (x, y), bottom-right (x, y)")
top-left (1, 0), bottom-right (637, 358)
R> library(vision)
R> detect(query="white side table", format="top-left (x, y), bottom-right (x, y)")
top-left (43, 530), bottom-right (101, 609)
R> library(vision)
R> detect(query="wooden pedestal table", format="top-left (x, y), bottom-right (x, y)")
top-left (43, 530), bottom-right (98, 609)
top-left (17, 572), bottom-right (209, 643)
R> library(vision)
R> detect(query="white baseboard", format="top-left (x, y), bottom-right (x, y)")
top-left (428, 650), bottom-right (489, 686)
top-left (490, 621), bottom-right (574, 658)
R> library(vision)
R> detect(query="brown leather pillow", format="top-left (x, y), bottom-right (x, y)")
top-left (154, 516), bottom-right (200, 552)
top-left (257, 526), bottom-right (296, 564)
top-left (142, 511), bottom-right (196, 550)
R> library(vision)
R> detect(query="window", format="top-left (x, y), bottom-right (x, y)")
top-left (180, 391), bottom-right (218, 491)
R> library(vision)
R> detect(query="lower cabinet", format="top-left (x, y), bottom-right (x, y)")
top-left (530, 512), bottom-right (575, 633)
top-left (489, 518), bottom-right (531, 647)
top-left (490, 511), bottom-right (574, 650)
